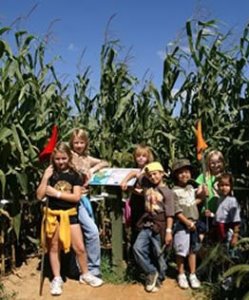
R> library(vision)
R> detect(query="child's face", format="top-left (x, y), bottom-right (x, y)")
top-left (176, 167), bottom-right (191, 186)
top-left (218, 178), bottom-right (231, 196)
top-left (147, 170), bottom-right (164, 185)
top-left (72, 136), bottom-right (87, 155)
top-left (53, 151), bottom-right (70, 171)
top-left (135, 153), bottom-right (148, 168)
top-left (209, 154), bottom-right (224, 176)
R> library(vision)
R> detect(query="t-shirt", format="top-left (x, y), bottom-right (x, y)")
top-left (215, 196), bottom-right (241, 224)
top-left (144, 185), bottom-right (174, 218)
top-left (196, 173), bottom-right (218, 213)
top-left (173, 184), bottom-right (199, 221)
top-left (48, 170), bottom-right (82, 210)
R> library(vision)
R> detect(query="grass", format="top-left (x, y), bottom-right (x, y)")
top-left (0, 282), bottom-right (16, 300)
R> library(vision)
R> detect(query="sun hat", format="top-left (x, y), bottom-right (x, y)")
top-left (145, 162), bottom-right (165, 173)
top-left (171, 159), bottom-right (192, 174)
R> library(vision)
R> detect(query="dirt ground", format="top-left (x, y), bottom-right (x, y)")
top-left (2, 258), bottom-right (195, 300)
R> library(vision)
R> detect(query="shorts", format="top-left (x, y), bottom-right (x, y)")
top-left (69, 215), bottom-right (79, 225)
top-left (56, 215), bottom-right (79, 225)
top-left (174, 229), bottom-right (190, 257)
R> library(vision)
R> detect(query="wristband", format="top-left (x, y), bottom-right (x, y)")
top-left (166, 228), bottom-right (172, 233)
top-left (56, 191), bottom-right (62, 199)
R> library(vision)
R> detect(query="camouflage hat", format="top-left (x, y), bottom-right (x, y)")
top-left (171, 159), bottom-right (192, 174)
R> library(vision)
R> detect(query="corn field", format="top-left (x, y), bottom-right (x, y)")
top-left (0, 19), bottom-right (249, 298)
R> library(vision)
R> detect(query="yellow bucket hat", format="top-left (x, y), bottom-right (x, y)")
top-left (145, 162), bottom-right (165, 173)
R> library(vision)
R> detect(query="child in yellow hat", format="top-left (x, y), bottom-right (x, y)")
top-left (133, 162), bottom-right (174, 293)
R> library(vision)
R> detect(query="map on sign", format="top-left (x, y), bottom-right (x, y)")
top-left (89, 168), bottom-right (139, 186)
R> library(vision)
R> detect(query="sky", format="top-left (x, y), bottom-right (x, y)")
top-left (1, 0), bottom-right (249, 93)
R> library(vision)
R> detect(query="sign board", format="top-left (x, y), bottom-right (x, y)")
top-left (89, 168), bottom-right (139, 186)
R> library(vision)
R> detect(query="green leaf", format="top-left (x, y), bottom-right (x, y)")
top-left (0, 169), bottom-right (6, 197)
top-left (16, 172), bottom-right (28, 195)
top-left (0, 127), bottom-right (12, 141)
top-left (12, 213), bottom-right (21, 240)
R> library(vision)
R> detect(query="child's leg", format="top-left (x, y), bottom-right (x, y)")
top-left (176, 255), bottom-right (185, 274)
top-left (188, 252), bottom-right (201, 288)
top-left (47, 225), bottom-right (63, 295)
top-left (188, 252), bottom-right (196, 274)
top-left (71, 224), bottom-right (103, 287)
top-left (47, 225), bottom-right (61, 277)
top-left (78, 201), bottom-right (101, 276)
top-left (70, 224), bottom-right (88, 274)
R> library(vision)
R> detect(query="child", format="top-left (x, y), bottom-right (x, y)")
top-left (172, 159), bottom-right (205, 289)
top-left (211, 173), bottom-right (241, 246)
top-left (120, 145), bottom-right (154, 243)
top-left (36, 142), bottom-right (103, 296)
top-left (69, 128), bottom-right (108, 277)
top-left (196, 150), bottom-right (225, 216)
top-left (133, 162), bottom-right (174, 293)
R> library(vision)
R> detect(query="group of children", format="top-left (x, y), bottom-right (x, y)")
top-left (37, 130), bottom-right (241, 296)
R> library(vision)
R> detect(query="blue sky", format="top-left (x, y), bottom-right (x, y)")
top-left (1, 0), bottom-right (249, 92)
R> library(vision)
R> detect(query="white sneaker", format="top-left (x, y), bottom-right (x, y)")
top-left (79, 272), bottom-right (103, 287)
top-left (178, 273), bottom-right (189, 289)
top-left (189, 273), bottom-right (201, 289)
top-left (50, 276), bottom-right (63, 295)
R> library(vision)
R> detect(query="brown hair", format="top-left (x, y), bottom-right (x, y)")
top-left (69, 128), bottom-right (89, 154)
top-left (133, 144), bottom-right (154, 165)
top-left (51, 142), bottom-right (76, 172)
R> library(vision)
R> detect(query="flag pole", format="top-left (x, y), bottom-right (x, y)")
top-left (195, 119), bottom-right (208, 230)
top-left (39, 197), bottom-right (49, 296)
top-left (38, 125), bottom-right (58, 295)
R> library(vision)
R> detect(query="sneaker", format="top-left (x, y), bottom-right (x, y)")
top-left (151, 280), bottom-right (161, 293)
top-left (145, 271), bottom-right (159, 292)
top-left (189, 273), bottom-right (201, 289)
top-left (50, 276), bottom-right (63, 296)
top-left (79, 272), bottom-right (103, 287)
top-left (178, 273), bottom-right (189, 289)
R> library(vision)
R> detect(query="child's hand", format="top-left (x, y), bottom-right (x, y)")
top-left (196, 185), bottom-right (207, 199)
top-left (134, 188), bottom-right (143, 194)
top-left (165, 232), bottom-right (173, 246)
top-left (205, 209), bottom-right (214, 218)
top-left (187, 221), bottom-right (196, 231)
top-left (46, 185), bottom-right (58, 197)
top-left (197, 184), bottom-right (209, 198)
top-left (120, 181), bottom-right (128, 191)
top-left (43, 165), bottom-right (53, 180)
top-left (230, 233), bottom-right (239, 247)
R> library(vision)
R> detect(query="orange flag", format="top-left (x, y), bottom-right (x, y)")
top-left (195, 120), bottom-right (208, 160)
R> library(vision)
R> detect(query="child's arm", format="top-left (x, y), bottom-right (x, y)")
top-left (120, 170), bottom-right (139, 191)
top-left (88, 156), bottom-right (109, 176)
top-left (36, 165), bottom-right (53, 200)
top-left (176, 212), bottom-right (196, 231)
top-left (45, 185), bottom-right (81, 203)
top-left (165, 216), bottom-right (174, 245)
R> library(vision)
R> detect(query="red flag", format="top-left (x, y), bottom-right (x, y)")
top-left (195, 120), bottom-right (208, 161)
top-left (39, 125), bottom-right (58, 162)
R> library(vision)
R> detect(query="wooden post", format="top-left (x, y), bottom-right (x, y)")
top-left (107, 187), bottom-right (126, 277)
